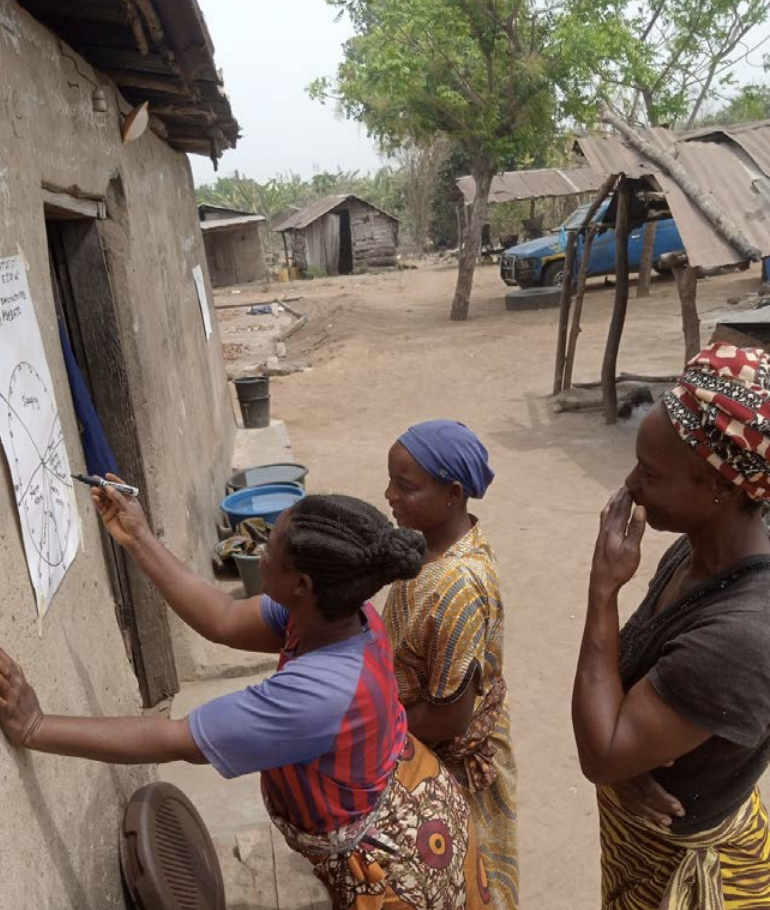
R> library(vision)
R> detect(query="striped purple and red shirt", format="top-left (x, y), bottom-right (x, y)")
top-left (190, 597), bottom-right (407, 833)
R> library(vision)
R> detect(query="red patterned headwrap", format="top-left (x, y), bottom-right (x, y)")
top-left (663, 343), bottom-right (770, 501)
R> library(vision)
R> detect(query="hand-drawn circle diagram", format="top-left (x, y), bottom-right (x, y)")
top-left (5, 361), bottom-right (74, 581)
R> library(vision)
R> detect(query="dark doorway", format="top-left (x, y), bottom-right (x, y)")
top-left (338, 209), bottom-right (354, 275)
top-left (45, 212), bottom-right (178, 707)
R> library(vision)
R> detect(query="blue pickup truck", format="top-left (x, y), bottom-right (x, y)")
top-left (500, 201), bottom-right (684, 287)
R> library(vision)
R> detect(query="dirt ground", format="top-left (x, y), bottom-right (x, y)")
top-left (216, 262), bottom-right (762, 909)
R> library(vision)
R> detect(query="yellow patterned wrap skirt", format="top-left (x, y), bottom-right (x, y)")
top-left (599, 785), bottom-right (770, 909)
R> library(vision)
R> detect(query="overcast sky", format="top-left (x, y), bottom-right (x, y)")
top-left (191, 1), bottom-right (770, 189)
top-left (191, 0), bottom-right (384, 187)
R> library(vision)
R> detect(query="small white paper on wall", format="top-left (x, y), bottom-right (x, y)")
top-left (193, 264), bottom-right (213, 341)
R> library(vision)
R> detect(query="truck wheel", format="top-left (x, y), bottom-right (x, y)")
top-left (541, 261), bottom-right (565, 287)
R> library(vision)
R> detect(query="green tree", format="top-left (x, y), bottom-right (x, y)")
top-left (553, 0), bottom-right (770, 128)
top-left (310, 0), bottom-right (557, 320)
top-left (395, 137), bottom-right (453, 252)
top-left (697, 82), bottom-right (770, 125)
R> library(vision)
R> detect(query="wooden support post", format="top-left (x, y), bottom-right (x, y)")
top-left (637, 220), bottom-right (657, 299)
top-left (673, 263), bottom-right (700, 362)
top-left (552, 230), bottom-right (578, 395)
top-left (558, 172), bottom-right (618, 391)
top-left (602, 184), bottom-right (632, 424)
top-left (563, 226), bottom-right (597, 390)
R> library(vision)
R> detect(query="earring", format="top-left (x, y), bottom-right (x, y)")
top-left (447, 502), bottom-right (452, 509)
top-left (714, 497), bottom-right (720, 504)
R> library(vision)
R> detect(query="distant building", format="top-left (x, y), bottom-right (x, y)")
top-left (199, 205), bottom-right (268, 287)
top-left (275, 194), bottom-right (399, 276)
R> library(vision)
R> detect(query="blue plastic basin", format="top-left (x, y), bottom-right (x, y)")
top-left (221, 483), bottom-right (305, 529)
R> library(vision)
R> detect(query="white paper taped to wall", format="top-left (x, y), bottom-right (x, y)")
top-left (192, 264), bottom-right (213, 341)
top-left (0, 256), bottom-right (80, 617)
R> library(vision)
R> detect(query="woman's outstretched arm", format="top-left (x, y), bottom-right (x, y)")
top-left (0, 645), bottom-right (206, 765)
top-left (92, 478), bottom-right (283, 653)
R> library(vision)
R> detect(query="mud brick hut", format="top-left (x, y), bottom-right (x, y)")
top-left (0, 1), bottom-right (243, 906)
top-left (199, 204), bottom-right (268, 287)
top-left (275, 194), bottom-right (399, 276)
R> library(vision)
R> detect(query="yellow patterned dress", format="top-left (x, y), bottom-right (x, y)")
top-left (383, 524), bottom-right (518, 910)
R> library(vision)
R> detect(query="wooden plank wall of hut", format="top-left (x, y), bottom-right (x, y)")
top-left (349, 201), bottom-right (398, 269)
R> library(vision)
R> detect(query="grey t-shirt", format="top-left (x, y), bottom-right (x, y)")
top-left (619, 536), bottom-right (770, 834)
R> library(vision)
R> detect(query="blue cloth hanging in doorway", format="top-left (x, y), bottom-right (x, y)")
top-left (58, 321), bottom-right (118, 478)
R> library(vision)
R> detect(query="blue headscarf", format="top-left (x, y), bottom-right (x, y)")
top-left (398, 420), bottom-right (494, 499)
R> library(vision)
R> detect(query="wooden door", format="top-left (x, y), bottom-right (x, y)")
top-left (46, 216), bottom-right (178, 706)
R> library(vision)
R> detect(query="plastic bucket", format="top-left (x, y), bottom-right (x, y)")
top-left (234, 377), bottom-right (270, 429)
top-left (233, 553), bottom-right (263, 598)
top-left (221, 483), bottom-right (305, 529)
top-left (227, 463), bottom-right (309, 493)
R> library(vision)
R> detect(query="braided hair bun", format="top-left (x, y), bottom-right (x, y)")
top-left (363, 528), bottom-right (425, 583)
top-left (283, 494), bottom-right (426, 621)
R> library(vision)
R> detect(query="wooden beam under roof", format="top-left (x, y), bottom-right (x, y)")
top-left (102, 68), bottom-right (198, 98)
top-left (20, 0), bottom-right (128, 24)
top-left (75, 45), bottom-right (180, 77)
top-left (15, 0), bottom-right (239, 159)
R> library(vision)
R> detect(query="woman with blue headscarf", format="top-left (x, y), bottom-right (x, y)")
top-left (383, 420), bottom-right (518, 910)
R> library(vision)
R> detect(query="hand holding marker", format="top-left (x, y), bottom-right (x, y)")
top-left (72, 474), bottom-right (139, 498)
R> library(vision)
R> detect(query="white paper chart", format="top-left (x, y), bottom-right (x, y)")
top-left (0, 256), bottom-right (80, 616)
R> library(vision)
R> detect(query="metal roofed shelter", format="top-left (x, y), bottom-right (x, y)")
top-left (456, 166), bottom-right (608, 261)
top-left (576, 127), bottom-right (770, 269)
top-left (456, 166), bottom-right (607, 205)
top-left (557, 118), bottom-right (770, 423)
top-left (275, 195), bottom-right (400, 276)
top-left (199, 211), bottom-right (268, 288)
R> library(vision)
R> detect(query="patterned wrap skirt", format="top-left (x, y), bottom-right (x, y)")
top-left (599, 785), bottom-right (770, 909)
top-left (267, 734), bottom-right (492, 910)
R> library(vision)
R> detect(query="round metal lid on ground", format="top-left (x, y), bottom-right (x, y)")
top-left (120, 782), bottom-right (225, 910)
top-left (505, 287), bottom-right (563, 310)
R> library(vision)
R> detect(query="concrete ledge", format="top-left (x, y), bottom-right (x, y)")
top-left (232, 420), bottom-right (294, 471)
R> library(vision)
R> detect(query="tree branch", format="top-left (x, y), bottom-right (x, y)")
top-left (601, 105), bottom-right (761, 262)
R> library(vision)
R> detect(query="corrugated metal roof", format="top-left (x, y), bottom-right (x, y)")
top-left (200, 215), bottom-right (266, 231)
top-left (656, 144), bottom-right (769, 267)
top-left (274, 195), bottom-right (399, 232)
top-left (456, 167), bottom-right (606, 205)
top-left (574, 127), bottom-right (679, 178)
top-left (573, 136), bottom-right (653, 179)
top-left (199, 204), bottom-right (255, 218)
top-left (681, 122), bottom-right (770, 180)
top-left (575, 129), bottom-right (770, 268)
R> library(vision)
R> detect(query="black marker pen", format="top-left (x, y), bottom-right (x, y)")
top-left (72, 474), bottom-right (139, 498)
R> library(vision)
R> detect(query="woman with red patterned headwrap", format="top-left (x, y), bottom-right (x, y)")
top-left (573, 344), bottom-right (770, 909)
